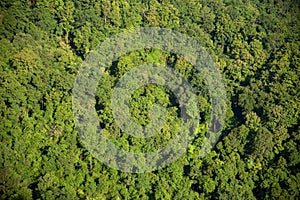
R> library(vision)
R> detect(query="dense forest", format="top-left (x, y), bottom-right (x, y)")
top-left (0, 0), bottom-right (299, 199)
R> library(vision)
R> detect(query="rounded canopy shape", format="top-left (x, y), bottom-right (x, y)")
top-left (72, 27), bottom-right (227, 173)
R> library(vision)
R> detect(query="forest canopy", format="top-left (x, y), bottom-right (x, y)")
top-left (0, 0), bottom-right (299, 199)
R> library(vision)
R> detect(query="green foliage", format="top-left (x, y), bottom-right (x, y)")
top-left (1, 0), bottom-right (299, 199)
